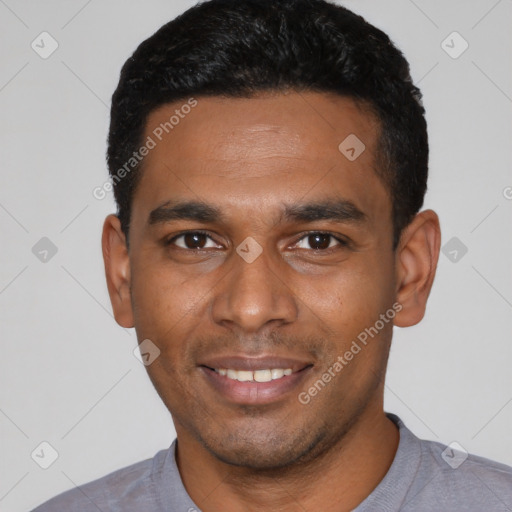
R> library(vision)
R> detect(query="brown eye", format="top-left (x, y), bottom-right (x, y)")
top-left (184, 233), bottom-right (206, 248)
top-left (308, 233), bottom-right (331, 250)
top-left (169, 231), bottom-right (219, 250)
top-left (295, 232), bottom-right (346, 250)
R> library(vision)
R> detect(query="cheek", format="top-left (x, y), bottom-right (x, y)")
top-left (129, 258), bottom-right (222, 375)
top-left (129, 259), bottom-right (201, 339)
top-left (311, 262), bottom-right (395, 339)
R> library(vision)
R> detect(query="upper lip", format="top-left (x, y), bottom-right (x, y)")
top-left (199, 355), bottom-right (313, 373)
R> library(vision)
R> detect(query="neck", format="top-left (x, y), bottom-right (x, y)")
top-left (175, 406), bottom-right (399, 512)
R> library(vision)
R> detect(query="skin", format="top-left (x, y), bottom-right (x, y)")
top-left (102, 91), bottom-right (441, 511)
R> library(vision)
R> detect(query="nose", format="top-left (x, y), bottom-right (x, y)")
top-left (211, 242), bottom-right (298, 334)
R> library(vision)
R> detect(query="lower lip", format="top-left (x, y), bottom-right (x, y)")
top-left (200, 366), bottom-right (312, 405)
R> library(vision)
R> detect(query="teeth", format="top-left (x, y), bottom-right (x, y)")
top-left (214, 368), bottom-right (293, 382)
top-left (254, 369), bottom-right (272, 382)
top-left (271, 369), bottom-right (284, 379)
top-left (237, 370), bottom-right (253, 382)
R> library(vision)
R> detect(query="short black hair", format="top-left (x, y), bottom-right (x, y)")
top-left (107, 0), bottom-right (428, 249)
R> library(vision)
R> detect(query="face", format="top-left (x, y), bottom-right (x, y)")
top-left (108, 92), bottom-right (402, 469)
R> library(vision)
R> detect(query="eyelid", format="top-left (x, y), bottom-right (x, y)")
top-left (291, 231), bottom-right (350, 250)
top-left (166, 230), bottom-right (223, 249)
top-left (165, 230), bottom-right (350, 251)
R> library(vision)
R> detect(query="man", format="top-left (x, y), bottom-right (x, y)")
top-left (33, 0), bottom-right (512, 510)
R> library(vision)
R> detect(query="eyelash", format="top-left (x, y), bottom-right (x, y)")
top-left (165, 230), bottom-right (349, 252)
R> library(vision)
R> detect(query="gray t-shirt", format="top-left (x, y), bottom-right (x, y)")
top-left (32, 413), bottom-right (512, 511)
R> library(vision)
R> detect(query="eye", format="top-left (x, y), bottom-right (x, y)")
top-left (168, 231), bottom-right (221, 250)
top-left (294, 232), bottom-right (347, 251)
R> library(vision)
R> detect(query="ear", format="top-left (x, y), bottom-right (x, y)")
top-left (102, 214), bottom-right (134, 328)
top-left (394, 209), bottom-right (441, 327)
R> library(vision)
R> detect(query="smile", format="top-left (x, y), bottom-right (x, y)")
top-left (213, 368), bottom-right (293, 382)
top-left (198, 356), bottom-right (313, 405)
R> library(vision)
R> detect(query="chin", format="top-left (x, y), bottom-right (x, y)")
top-left (200, 427), bottom-right (328, 471)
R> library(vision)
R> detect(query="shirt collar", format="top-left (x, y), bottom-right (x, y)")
top-left (161, 412), bottom-right (421, 512)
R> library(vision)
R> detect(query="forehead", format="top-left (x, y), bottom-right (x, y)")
top-left (132, 92), bottom-right (390, 230)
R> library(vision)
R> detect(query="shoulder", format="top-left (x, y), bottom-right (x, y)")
top-left (421, 437), bottom-right (512, 486)
top-left (31, 447), bottom-right (170, 512)
top-left (405, 437), bottom-right (512, 510)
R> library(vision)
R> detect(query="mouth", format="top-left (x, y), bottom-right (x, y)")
top-left (198, 355), bottom-right (313, 405)
top-left (212, 367), bottom-right (293, 382)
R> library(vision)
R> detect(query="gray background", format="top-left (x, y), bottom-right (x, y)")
top-left (0, 0), bottom-right (511, 510)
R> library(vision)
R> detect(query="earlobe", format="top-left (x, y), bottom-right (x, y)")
top-left (394, 209), bottom-right (441, 328)
top-left (102, 214), bottom-right (134, 328)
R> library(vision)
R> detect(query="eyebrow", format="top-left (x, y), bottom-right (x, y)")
top-left (149, 200), bottom-right (224, 225)
top-left (148, 198), bottom-right (367, 226)
top-left (282, 199), bottom-right (366, 224)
